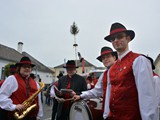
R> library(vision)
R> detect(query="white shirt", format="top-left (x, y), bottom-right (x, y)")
top-left (81, 50), bottom-right (159, 120)
top-left (0, 75), bottom-right (43, 118)
top-left (153, 75), bottom-right (160, 106)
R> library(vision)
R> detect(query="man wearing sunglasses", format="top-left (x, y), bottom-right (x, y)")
top-left (103, 22), bottom-right (158, 120)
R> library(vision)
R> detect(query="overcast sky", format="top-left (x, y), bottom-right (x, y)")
top-left (0, 0), bottom-right (160, 67)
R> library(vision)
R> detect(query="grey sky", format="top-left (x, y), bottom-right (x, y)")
top-left (0, 0), bottom-right (160, 67)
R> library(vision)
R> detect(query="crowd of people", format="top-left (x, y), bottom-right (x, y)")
top-left (0, 22), bottom-right (160, 120)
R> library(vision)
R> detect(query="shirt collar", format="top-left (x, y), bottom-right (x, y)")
top-left (118, 50), bottom-right (130, 60)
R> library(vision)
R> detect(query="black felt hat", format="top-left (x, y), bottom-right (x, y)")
top-left (97, 46), bottom-right (117, 62)
top-left (16, 56), bottom-right (35, 67)
top-left (104, 22), bottom-right (135, 42)
top-left (63, 60), bottom-right (78, 68)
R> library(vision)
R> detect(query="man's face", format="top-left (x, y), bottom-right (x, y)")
top-left (102, 54), bottom-right (116, 68)
top-left (66, 68), bottom-right (76, 77)
top-left (110, 32), bottom-right (130, 52)
top-left (20, 64), bottom-right (32, 77)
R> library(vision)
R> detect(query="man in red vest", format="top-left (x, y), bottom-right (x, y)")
top-left (103, 22), bottom-right (158, 120)
top-left (0, 56), bottom-right (43, 120)
top-left (74, 46), bottom-right (117, 119)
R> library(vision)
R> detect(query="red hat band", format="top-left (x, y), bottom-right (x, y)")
top-left (110, 28), bottom-right (126, 35)
top-left (19, 61), bottom-right (32, 65)
top-left (66, 64), bottom-right (76, 68)
top-left (101, 50), bottom-right (113, 56)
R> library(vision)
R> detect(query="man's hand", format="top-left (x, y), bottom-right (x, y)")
top-left (55, 97), bottom-right (65, 103)
top-left (73, 95), bottom-right (81, 101)
top-left (16, 104), bottom-right (25, 113)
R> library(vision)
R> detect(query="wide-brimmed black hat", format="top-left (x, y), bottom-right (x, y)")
top-left (16, 56), bottom-right (35, 67)
top-left (97, 46), bottom-right (117, 62)
top-left (104, 22), bottom-right (135, 42)
top-left (63, 60), bottom-right (78, 68)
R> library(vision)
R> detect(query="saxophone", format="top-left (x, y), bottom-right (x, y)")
top-left (14, 82), bottom-right (45, 120)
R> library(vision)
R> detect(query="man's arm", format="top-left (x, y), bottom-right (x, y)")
top-left (133, 55), bottom-right (158, 120)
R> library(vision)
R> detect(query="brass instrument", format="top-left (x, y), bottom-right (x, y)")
top-left (14, 82), bottom-right (45, 120)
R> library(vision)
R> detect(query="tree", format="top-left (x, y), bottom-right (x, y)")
top-left (70, 22), bottom-right (80, 66)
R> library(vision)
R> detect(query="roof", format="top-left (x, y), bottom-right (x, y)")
top-left (22, 52), bottom-right (53, 73)
top-left (54, 59), bottom-right (97, 68)
top-left (154, 54), bottom-right (160, 65)
top-left (0, 44), bottom-right (23, 62)
top-left (0, 43), bottom-right (53, 73)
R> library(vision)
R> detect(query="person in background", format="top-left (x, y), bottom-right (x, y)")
top-left (74, 46), bottom-right (117, 118)
top-left (0, 56), bottom-right (43, 120)
top-left (50, 72), bottom-right (63, 120)
top-left (103, 22), bottom-right (158, 120)
top-left (56, 60), bottom-right (87, 120)
top-left (145, 56), bottom-right (160, 106)
top-left (86, 76), bottom-right (94, 90)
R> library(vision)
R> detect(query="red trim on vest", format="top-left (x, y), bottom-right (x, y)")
top-left (102, 70), bottom-right (108, 111)
top-left (108, 52), bottom-right (142, 120)
top-left (9, 73), bottom-right (39, 118)
top-left (63, 76), bottom-right (71, 108)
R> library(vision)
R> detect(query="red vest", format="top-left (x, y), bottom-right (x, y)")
top-left (108, 52), bottom-right (142, 120)
top-left (9, 73), bottom-right (39, 117)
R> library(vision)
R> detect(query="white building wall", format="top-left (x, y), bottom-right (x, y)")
top-left (33, 71), bottom-right (54, 84)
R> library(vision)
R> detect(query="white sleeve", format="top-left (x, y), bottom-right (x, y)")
top-left (50, 86), bottom-right (55, 97)
top-left (0, 75), bottom-right (17, 111)
top-left (80, 73), bottom-right (104, 99)
top-left (36, 82), bottom-right (43, 118)
top-left (153, 76), bottom-right (160, 106)
top-left (133, 56), bottom-right (158, 120)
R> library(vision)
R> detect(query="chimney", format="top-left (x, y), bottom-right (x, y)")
top-left (17, 42), bottom-right (23, 53)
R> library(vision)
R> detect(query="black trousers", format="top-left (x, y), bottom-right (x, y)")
top-left (7, 116), bottom-right (36, 120)
top-left (51, 98), bottom-right (58, 120)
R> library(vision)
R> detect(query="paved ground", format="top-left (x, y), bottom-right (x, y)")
top-left (41, 100), bottom-right (53, 120)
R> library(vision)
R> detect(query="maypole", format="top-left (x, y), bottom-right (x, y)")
top-left (70, 22), bottom-right (79, 66)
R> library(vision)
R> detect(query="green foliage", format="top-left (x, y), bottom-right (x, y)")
top-left (70, 22), bottom-right (79, 36)
top-left (4, 63), bottom-right (15, 77)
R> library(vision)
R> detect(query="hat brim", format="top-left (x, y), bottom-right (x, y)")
top-left (104, 30), bottom-right (135, 42)
top-left (63, 66), bottom-right (79, 68)
top-left (97, 51), bottom-right (117, 62)
top-left (16, 63), bottom-right (35, 68)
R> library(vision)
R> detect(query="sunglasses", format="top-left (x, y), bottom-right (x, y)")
top-left (110, 33), bottom-right (127, 42)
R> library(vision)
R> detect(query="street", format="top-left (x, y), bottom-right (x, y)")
top-left (41, 99), bottom-right (53, 120)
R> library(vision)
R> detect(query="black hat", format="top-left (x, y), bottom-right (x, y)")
top-left (16, 56), bottom-right (35, 67)
top-left (63, 60), bottom-right (78, 68)
top-left (30, 73), bottom-right (36, 79)
top-left (9, 64), bottom-right (16, 72)
top-left (57, 73), bottom-right (63, 79)
top-left (104, 22), bottom-right (135, 42)
top-left (97, 46), bottom-right (117, 62)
